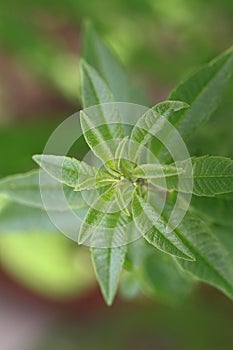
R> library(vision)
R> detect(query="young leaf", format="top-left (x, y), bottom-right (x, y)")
top-left (33, 154), bottom-right (98, 185)
top-left (115, 180), bottom-right (134, 216)
top-left (80, 110), bottom-right (123, 170)
top-left (156, 46), bottom-right (233, 162)
top-left (78, 189), bottom-right (114, 244)
top-left (131, 193), bottom-right (194, 261)
top-left (91, 245), bottom-right (126, 305)
top-left (74, 177), bottom-right (118, 191)
top-left (115, 136), bottom-right (129, 170)
top-left (155, 156), bottom-right (233, 196)
top-left (153, 100), bottom-right (190, 117)
top-left (130, 101), bottom-right (189, 162)
top-left (0, 170), bottom-right (86, 210)
top-left (33, 154), bottom-right (116, 191)
top-left (80, 60), bottom-right (125, 167)
top-left (133, 163), bottom-right (183, 179)
top-left (83, 22), bottom-right (147, 104)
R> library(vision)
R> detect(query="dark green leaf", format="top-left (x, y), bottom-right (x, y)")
top-left (156, 156), bottom-right (233, 196)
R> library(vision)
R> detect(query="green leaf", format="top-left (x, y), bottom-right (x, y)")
top-left (131, 193), bottom-right (194, 260)
top-left (114, 136), bottom-right (129, 170)
top-left (0, 199), bottom-right (87, 236)
top-left (33, 154), bottom-right (116, 191)
top-left (0, 201), bottom-right (58, 233)
top-left (153, 100), bottom-right (190, 116)
top-left (91, 245), bottom-right (126, 305)
top-left (75, 177), bottom-right (118, 191)
top-left (80, 110), bottom-right (123, 170)
top-left (115, 180), bottom-right (133, 216)
top-left (119, 271), bottom-right (141, 300)
top-left (156, 47), bottom-right (233, 162)
top-left (191, 195), bottom-right (233, 228)
top-left (80, 59), bottom-right (127, 168)
top-left (156, 156), bottom-right (233, 197)
top-left (175, 211), bottom-right (233, 300)
top-left (0, 170), bottom-right (86, 210)
top-left (142, 250), bottom-right (194, 306)
top-left (133, 163), bottom-right (183, 179)
top-left (80, 59), bottom-right (114, 108)
top-left (152, 194), bottom-right (233, 299)
top-left (130, 101), bottom-right (189, 162)
top-left (78, 186), bottom-right (115, 244)
top-left (83, 22), bottom-right (147, 104)
top-left (210, 224), bottom-right (233, 258)
top-left (170, 46), bottom-right (233, 140)
top-left (78, 186), bottom-right (132, 247)
top-left (125, 238), bottom-right (194, 305)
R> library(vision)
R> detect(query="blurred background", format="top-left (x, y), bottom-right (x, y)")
top-left (0, 0), bottom-right (233, 349)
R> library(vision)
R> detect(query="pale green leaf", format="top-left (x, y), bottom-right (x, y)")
top-left (114, 136), bottom-right (129, 170)
top-left (79, 183), bottom-right (135, 248)
top-left (0, 170), bottom-right (86, 210)
top-left (80, 111), bottom-right (115, 168)
top-left (133, 163), bottom-right (183, 179)
top-left (0, 201), bottom-right (58, 233)
top-left (80, 110), bottom-right (124, 169)
top-left (132, 193), bottom-right (194, 260)
top-left (79, 186), bottom-right (122, 245)
top-left (91, 245), bottom-right (126, 305)
top-left (75, 177), bottom-right (118, 191)
top-left (33, 154), bottom-right (116, 191)
top-left (79, 61), bottom-right (125, 166)
top-left (115, 180), bottom-right (133, 216)
top-left (130, 101), bottom-right (189, 162)
top-left (80, 59), bottom-right (114, 108)
top-left (34, 154), bottom-right (101, 185)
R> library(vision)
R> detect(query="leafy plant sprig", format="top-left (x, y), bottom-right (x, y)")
top-left (0, 24), bottom-right (233, 306)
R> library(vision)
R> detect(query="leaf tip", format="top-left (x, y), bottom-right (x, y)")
top-left (32, 154), bottom-right (42, 166)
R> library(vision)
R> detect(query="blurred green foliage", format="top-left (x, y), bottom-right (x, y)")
top-left (0, 0), bottom-right (232, 307)
top-left (0, 0), bottom-right (233, 108)
top-left (0, 123), bottom-right (95, 299)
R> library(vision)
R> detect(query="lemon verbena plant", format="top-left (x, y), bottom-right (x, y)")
top-left (0, 24), bottom-right (233, 305)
